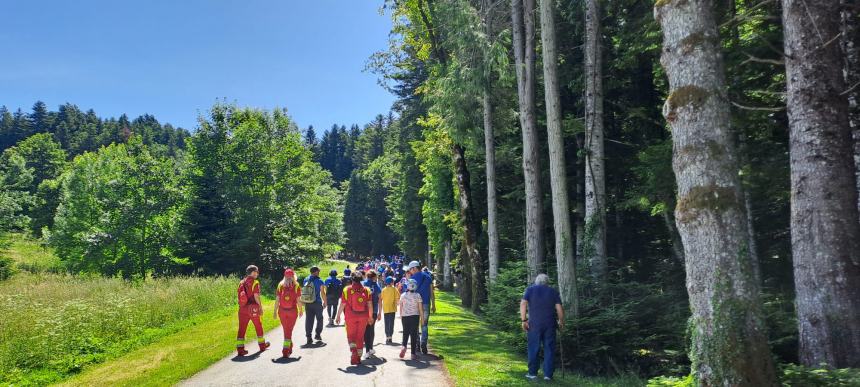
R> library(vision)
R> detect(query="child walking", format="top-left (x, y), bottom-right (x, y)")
top-left (381, 276), bottom-right (400, 344)
top-left (399, 278), bottom-right (424, 360)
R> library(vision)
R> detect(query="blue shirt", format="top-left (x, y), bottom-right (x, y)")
top-left (324, 276), bottom-right (342, 300)
top-left (412, 270), bottom-right (432, 305)
top-left (522, 285), bottom-right (562, 327)
top-left (304, 275), bottom-right (325, 303)
top-left (363, 279), bottom-right (382, 315)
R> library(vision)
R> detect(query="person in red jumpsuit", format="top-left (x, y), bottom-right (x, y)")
top-left (335, 271), bottom-right (374, 365)
top-left (236, 265), bottom-right (270, 356)
top-left (273, 268), bottom-right (304, 358)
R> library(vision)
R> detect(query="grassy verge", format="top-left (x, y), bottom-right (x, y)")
top-left (57, 297), bottom-right (279, 387)
top-left (1, 232), bottom-right (62, 273)
top-left (431, 291), bottom-right (643, 387)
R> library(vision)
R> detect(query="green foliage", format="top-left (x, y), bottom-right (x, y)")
top-left (779, 364), bottom-right (860, 387)
top-left (0, 255), bottom-right (13, 280)
top-left (0, 273), bottom-right (240, 386)
top-left (1, 233), bottom-right (62, 274)
top-left (646, 374), bottom-right (693, 387)
top-left (0, 151), bottom-right (35, 231)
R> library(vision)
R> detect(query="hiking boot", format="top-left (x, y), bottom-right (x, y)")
top-left (420, 342), bottom-right (428, 354)
top-left (236, 347), bottom-right (248, 356)
top-left (282, 348), bottom-right (291, 358)
top-left (351, 353), bottom-right (361, 365)
top-left (258, 341), bottom-right (270, 352)
top-left (399, 347), bottom-right (406, 359)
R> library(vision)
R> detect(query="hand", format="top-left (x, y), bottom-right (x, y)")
top-left (367, 316), bottom-right (374, 325)
top-left (431, 305), bottom-right (436, 313)
top-left (521, 321), bottom-right (529, 331)
top-left (335, 316), bottom-right (341, 325)
top-left (558, 321), bottom-right (564, 331)
top-left (299, 310), bottom-right (304, 318)
top-left (377, 313), bottom-right (382, 322)
top-left (323, 301), bottom-right (327, 309)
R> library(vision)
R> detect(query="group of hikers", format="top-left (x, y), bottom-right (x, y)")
top-left (235, 257), bottom-right (436, 366)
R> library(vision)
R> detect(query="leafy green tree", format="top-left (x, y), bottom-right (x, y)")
top-left (0, 152), bottom-right (35, 231)
top-left (2, 133), bottom-right (68, 235)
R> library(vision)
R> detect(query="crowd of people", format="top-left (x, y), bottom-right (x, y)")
top-left (234, 256), bottom-right (437, 366)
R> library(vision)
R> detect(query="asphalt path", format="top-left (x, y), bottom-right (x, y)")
top-left (181, 311), bottom-right (451, 387)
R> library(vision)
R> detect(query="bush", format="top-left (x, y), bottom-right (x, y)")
top-left (646, 374), bottom-right (693, 387)
top-left (0, 273), bottom-right (239, 385)
top-left (0, 255), bottom-right (13, 280)
top-left (780, 364), bottom-right (860, 386)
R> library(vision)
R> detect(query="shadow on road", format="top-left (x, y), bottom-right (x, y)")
top-left (300, 341), bottom-right (328, 349)
top-left (403, 359), bottom-right (430, 369)
top-left (271, 356), bottom-right (302, 364)
top-left (230, 353), bottom-right (262, 362)
top-left (363, 356), bottom-right (387, 366)
top-left (337, 365), bottom-right (378, 375)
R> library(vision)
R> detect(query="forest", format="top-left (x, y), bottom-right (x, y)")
top-left (0, 0), bottom-right (858, 385)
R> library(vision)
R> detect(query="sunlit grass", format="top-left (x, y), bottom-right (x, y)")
top-left (1, 233), bottom-right (62, 273)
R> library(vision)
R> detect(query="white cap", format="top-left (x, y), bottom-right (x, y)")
top-left (404, 260), bottom-right (420, 271)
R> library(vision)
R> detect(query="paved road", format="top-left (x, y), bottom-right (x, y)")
top-left (181, 312), bottom-right (451, 387)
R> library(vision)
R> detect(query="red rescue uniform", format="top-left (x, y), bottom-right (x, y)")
top-left (237, 276), bottom-right (266, 353)
top-left (277, 281), bottom-right (302, 357)
top-left (342, 282), bottom-right (372, 364)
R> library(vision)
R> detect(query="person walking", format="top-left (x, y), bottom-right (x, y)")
top-left (236, 265), bottom-right (270, 356)
top-left (301, 266), bottom-right (327, 345)
top-left (362, 270), bottom-right (383, 358)
top-left (324, 270), bottom-right (343, 326)
top-left (520, 273), bottom-right (564, 381)
top-left (398, 279), bottom-right (424, 360)
top-left (335, 272), bottom-right (374, 365)
top-left (404, 260), bottom-right (435, 354)
top-left (381, 276), bottom-right (400, 345)
top-left (273, 268), bottom-right (303, 358)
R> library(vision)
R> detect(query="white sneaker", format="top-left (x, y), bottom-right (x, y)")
top-left (367, 349), bottom-right (375, 356)
top-left (525, 374), bottom-right (537, 380)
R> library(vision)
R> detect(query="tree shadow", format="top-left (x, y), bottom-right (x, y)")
top-left (271, 356), bottom-right (302, 364)
top-left (337, 364), bottom-right (379, 375)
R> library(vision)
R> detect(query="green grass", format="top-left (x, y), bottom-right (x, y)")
top-left (1, 232), bottom-right (62, 273)
top-left (431, 291), bottom-right (643, 387)
top-left (57, 297), bottom-right (279, 387)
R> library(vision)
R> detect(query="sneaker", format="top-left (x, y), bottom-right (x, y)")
top-left (314, 334), bottom-right (322, 341)
top-left (305, 337), bottom-right (313, 346)
top-left (544, 377), bottom-right (553, 381)
top-left (236, 347), bottom-right (248, 356)
top-left (386, 338), bottom-right (393, 345)
top-left (367, 349), bottom-right (375, 356)
top-left (525, 374), bottom-right (537, 380)
top-left (258, 341), bottom-right (270, 352)
top-left (411, 353), bottom-right (419, 360)
top-left (351, 354), bottom-right (361, 365)
top-left (399, 347), bottom-right (406, 359)
top-left (421, 342), bottom-right (428, 354)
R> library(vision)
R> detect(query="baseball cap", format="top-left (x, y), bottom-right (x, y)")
top-left (284, 268), bottom-right (295, 277)
top-left (385, 276), bottom-right (394, 284)
top-left (404, 260), bottom-right (420, 271)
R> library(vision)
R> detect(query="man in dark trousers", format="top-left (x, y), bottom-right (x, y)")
top-left (302, 266), bottom-right (327, 345)
top-left (520, 273), bottom-right (564, 381)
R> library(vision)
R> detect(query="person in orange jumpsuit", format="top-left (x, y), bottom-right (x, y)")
top-left (273, 268), bottom-right (304, 358)
top-left (335, 271), bottom-right (374, 365)
top-left (236, 265), bottom-right (270, 356)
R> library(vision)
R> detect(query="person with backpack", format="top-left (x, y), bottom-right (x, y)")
top-left (273, 268), bottom-right (303, 358)
top-left (399, 278), bottom-right (424, 360)
top-left (301, 266), bottom-right (327, 345)
top-left (324, 270), bottom-right (343, 327)
top-left (361, 270), bottom-right (383, 358)
top-left (335, 271), bottom-right (374, 365)
top-left (236, 265), bottom-right (270, 356)
top-left (381, 276), bottom-right (400, 345)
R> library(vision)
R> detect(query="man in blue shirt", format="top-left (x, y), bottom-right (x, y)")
top-left (520, 273), bottom-right (564, 381)
top-left (362, 270), bottom-right (383, 357)
top-left (405, 260), bottom-right (435, 354)
top-left (303, 266), bottom-right (327, 345)
top-left (324, 270), bottom-right (343, 327)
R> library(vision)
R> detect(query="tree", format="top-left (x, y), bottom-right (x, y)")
top-left (0, 152), bottom-right (34, 232)
top-left (655, 0), bottom-right (778, 384)
top-left (584, 0), bottom-right (607, 280)
top-left (511, 0), bottom-right (545, 282)
top-left (3, 133), bottom-right (67, 235)
top-left (539, 0), bottom-right (577, 314)
top-left (782, 0), bottom-right (860, 367)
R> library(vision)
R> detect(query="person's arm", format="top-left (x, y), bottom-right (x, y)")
top-left (520, 299), bottom-right (529, 331)
top-left (253, 283), bottom-right (262, 306)
top-left (430, 281), bottom-right (436, 313)
top-left (555, 303), bottom-right (564, 330)
top-left (418, 300), bottom-right (425, 325)
top-left (366, 292), bottom-right (374, 325)
top-left (272, 291), bottom-right (279, 320)
top-left (321, 283), bottom-right (327, 308)
top-left (335, 298), bottom-right (345, 324)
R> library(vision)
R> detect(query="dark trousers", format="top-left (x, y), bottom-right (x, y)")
top-left (384, 312), bottom-right (396, 338)
top-left (364, 315), bottom-right (377, 351)
top-left (527, 324), bottom-right (556, 378)
top-left (304, 301), bottom-right (324, 339)
top-left (401, 315), bottom-right (419, 354)
top-left (326, 298), bottom-right (339, 321)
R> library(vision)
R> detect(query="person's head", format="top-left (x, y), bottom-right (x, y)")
top-left (246, 265), bottom-right (259, 278)
top-left (405, 260), bottom-right (420, 274)
top-left (534, 273), bottom-right (549, 286)
top-left (407, 278), bottom-right (417, 292)
top-left (283, 268), bottom-right (296, 284)
top-left (351, 271), bottom-right (363, 283)
top-left (385, 276), bottom-right (394, 286)
top-left (329, 269), bottom-right (338, 278)
top-left (310, 266), bottom-right (320, 277)
top-left (366, 270), bottom-right (377, 281)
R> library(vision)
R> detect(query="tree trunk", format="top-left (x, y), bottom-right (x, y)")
top-left (660, 207), bottom-right (685, 265)
top-left (584, 0), bottom-right (607, 281)
top-left (655, 0), bottom-right (779, 385)
top-left (783, 0), bottom-right (860, 367)
top-left (427, 240), bottom-right (433, 276)
top-left (575, 133), bottom-right (586, 264)
top-left (538, 0), bottom-right (577, 316)
top-left (443, 239), bottom-right (453, 290)
top-left (453, 143), bottom-right (486, 311)
top-left (484, 90), bottom-right (500, 283)
top-left (512, 0), bottom-right (545, 283)
top-left (842, 0), bottom-right (860, 215)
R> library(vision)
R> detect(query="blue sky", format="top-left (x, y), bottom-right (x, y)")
top-left (0, 0), bottom-right (396, 132)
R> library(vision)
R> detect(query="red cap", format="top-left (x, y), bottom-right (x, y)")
top-left (284, 268), bottom-right (295, 277)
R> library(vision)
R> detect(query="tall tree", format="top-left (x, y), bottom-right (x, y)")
top-left (655, 0), bottom-right (778, 384)
top-left (782, 0), bottom-right (860, 367)
top-left (538, 0), bottom-right (577, 314)
top-left (842, 0), bottom-right (860, 213)
top-left (480, 0), bottom-right (500, 282)
top-left (511, 0), bottom-right (545, 281)
top-left (584, 0), bottom-right (607, 280)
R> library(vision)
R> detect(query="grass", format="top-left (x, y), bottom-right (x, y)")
top-left (430, 291), bottom-right (644, 387)
top-left (1, 232), bottom-right (62, 273)
top-left (58, 297), bottom-right (279, 387)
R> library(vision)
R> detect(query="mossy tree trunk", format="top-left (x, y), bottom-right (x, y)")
top-left (783, 0), bottom-right (860, 368)
top-left (442, 239), bottom-right (453, 290)
top-left (538, 0), bottom-right (577, 316)
top-left (655, 0), bottom-right (778, 385)
top-left (453, 143), bottom-right (486, 311)
top-left (511, 0), bottom-right (545, 283)
top-left (584, 0), bottom-right (607, 281)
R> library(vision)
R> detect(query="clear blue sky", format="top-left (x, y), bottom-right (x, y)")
top-left (0, 0), bottom-right (395, 132)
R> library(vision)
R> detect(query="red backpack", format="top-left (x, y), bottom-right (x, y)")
top-left (278, 282), bottom-right (300, 308)
top-left (237, 278), bottom-right (256, 306)
top-left (345, 285), bottom-right (368, 313)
